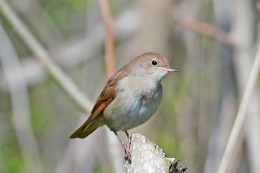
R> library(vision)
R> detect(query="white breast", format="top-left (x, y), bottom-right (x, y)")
top-left (103, 76), bottom-right (162, 131)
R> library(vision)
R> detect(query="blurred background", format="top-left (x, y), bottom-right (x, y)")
top-left (0, 0), bottom-right (260, 173)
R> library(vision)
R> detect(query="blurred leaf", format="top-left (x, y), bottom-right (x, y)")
top-left (30, 80), bottom-right (55, 133)
top-left (0, 136), bottom-right (25, 173)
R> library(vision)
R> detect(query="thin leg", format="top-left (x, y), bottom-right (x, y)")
top-left (124, 131), bottom-right (130, 139)
top-left (112, 130), bottom-right (131, 161)
top-left (112, 130), bottom-right (125, 147)
top-left (124, 131), bottom-right (131, 148)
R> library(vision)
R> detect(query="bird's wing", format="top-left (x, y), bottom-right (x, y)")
top-left (70, 67), bottom-right (128, 139)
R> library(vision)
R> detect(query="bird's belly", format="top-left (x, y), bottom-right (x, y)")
top-left (103, 88), bottom-right (162, 131)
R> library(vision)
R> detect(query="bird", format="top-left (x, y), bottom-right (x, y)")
top-left (70, 52), bottom-right (177, 160)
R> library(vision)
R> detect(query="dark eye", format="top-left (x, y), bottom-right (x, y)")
top-left (151, 59), bottom-right (157, 66)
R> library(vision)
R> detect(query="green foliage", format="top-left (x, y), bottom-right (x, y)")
top-left (30, 97), bottom-right (53, 133)
top-left (40, 0), bottom-right (87, 36)
top-left (156, 132), bottom-right (180, 157)
top-left (93, 163), bottom-right (105, 173)
top-left (67, 0), bottom-right (88, 9)
top-left (0, 136), bottom-right (25, 173)
top-left (30, 81), bottom-right (55, 133)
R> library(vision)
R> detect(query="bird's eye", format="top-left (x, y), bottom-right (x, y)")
top-left (151, 59), bottom-right (158, 66)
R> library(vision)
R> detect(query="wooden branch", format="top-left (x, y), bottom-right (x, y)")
top-left (99, 0), bottom-right (115, 77)
top-left (124, 134), bottom-right (187, 173)
top-left (171, 9), bottom-right (239, 49)
top-left (0, 0), bottom-right (93, 112)
top-left (217, 44), bottom-right (260, 173)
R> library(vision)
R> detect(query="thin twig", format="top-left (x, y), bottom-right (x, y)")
top-left (99, 0), bottom-right (115, 77)
top-left (0, 0), bottom-right (92, 112)
top-left (98, 1), bottom-right (124, 173)
top-left (217, 44), bottom-right (260, 173)
top-left (171, 9), bottom-right (239, 49)
top-left (0, 23), bottom-right (45, 173)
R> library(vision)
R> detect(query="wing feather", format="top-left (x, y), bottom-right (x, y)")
top-left (70, 67), bottom-right (128, 138)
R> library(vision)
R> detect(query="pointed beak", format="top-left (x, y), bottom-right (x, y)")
top-left (166, 68), bottom-right (178, 72)
top-left (157, 66), bottom-right (178, 72)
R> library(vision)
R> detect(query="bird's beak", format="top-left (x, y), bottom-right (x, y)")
top-left (157, 66), bottom-right (178, 72)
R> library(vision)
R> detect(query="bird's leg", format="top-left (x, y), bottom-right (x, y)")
top-left (124, 131), bottom-right (131, 148)
top-left (112, 130), bottom-right (131, 161)
top-left (125, 131), bottom-right (130, 139)
top-left (124, 131), bottom-right (131, 162)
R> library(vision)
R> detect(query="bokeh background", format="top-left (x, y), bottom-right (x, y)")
top-left (0, 0), bottom-right (260, 173)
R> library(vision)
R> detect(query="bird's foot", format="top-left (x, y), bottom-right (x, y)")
top-left (123, 143), bottom-right (131, 163)
top-left (169, 159), bottom-right (187, 173)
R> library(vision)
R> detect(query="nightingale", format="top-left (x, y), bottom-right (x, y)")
top-left (70, 52), bottom-right (177, 160)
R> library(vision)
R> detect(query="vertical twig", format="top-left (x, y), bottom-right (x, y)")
top-left (217, 44), bottom-right (260, 173)
top-left (98, 1), bottom-right (124, 173)
top-left (99, 0), bottom-right (115, 77)
top-left (232, 0), bottom-right (260, 172)
top-left (0, 23), bottom-right (45, 173)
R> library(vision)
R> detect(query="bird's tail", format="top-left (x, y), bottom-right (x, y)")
top-left (70, 116), bottom-right (105, 139)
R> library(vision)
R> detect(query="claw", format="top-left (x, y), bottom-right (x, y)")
top-left (169, 159), bottom-right (187, 173)
top-left (169, 158), bottom-right (180, 172)
top-left (176, 167), bottom-right (187, 173)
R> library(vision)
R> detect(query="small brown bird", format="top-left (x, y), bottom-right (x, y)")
top-left (70, 52), bottom-right (177, 160)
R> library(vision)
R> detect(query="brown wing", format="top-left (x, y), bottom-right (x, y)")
top-left (70, 67), bottom-right (128, 139)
